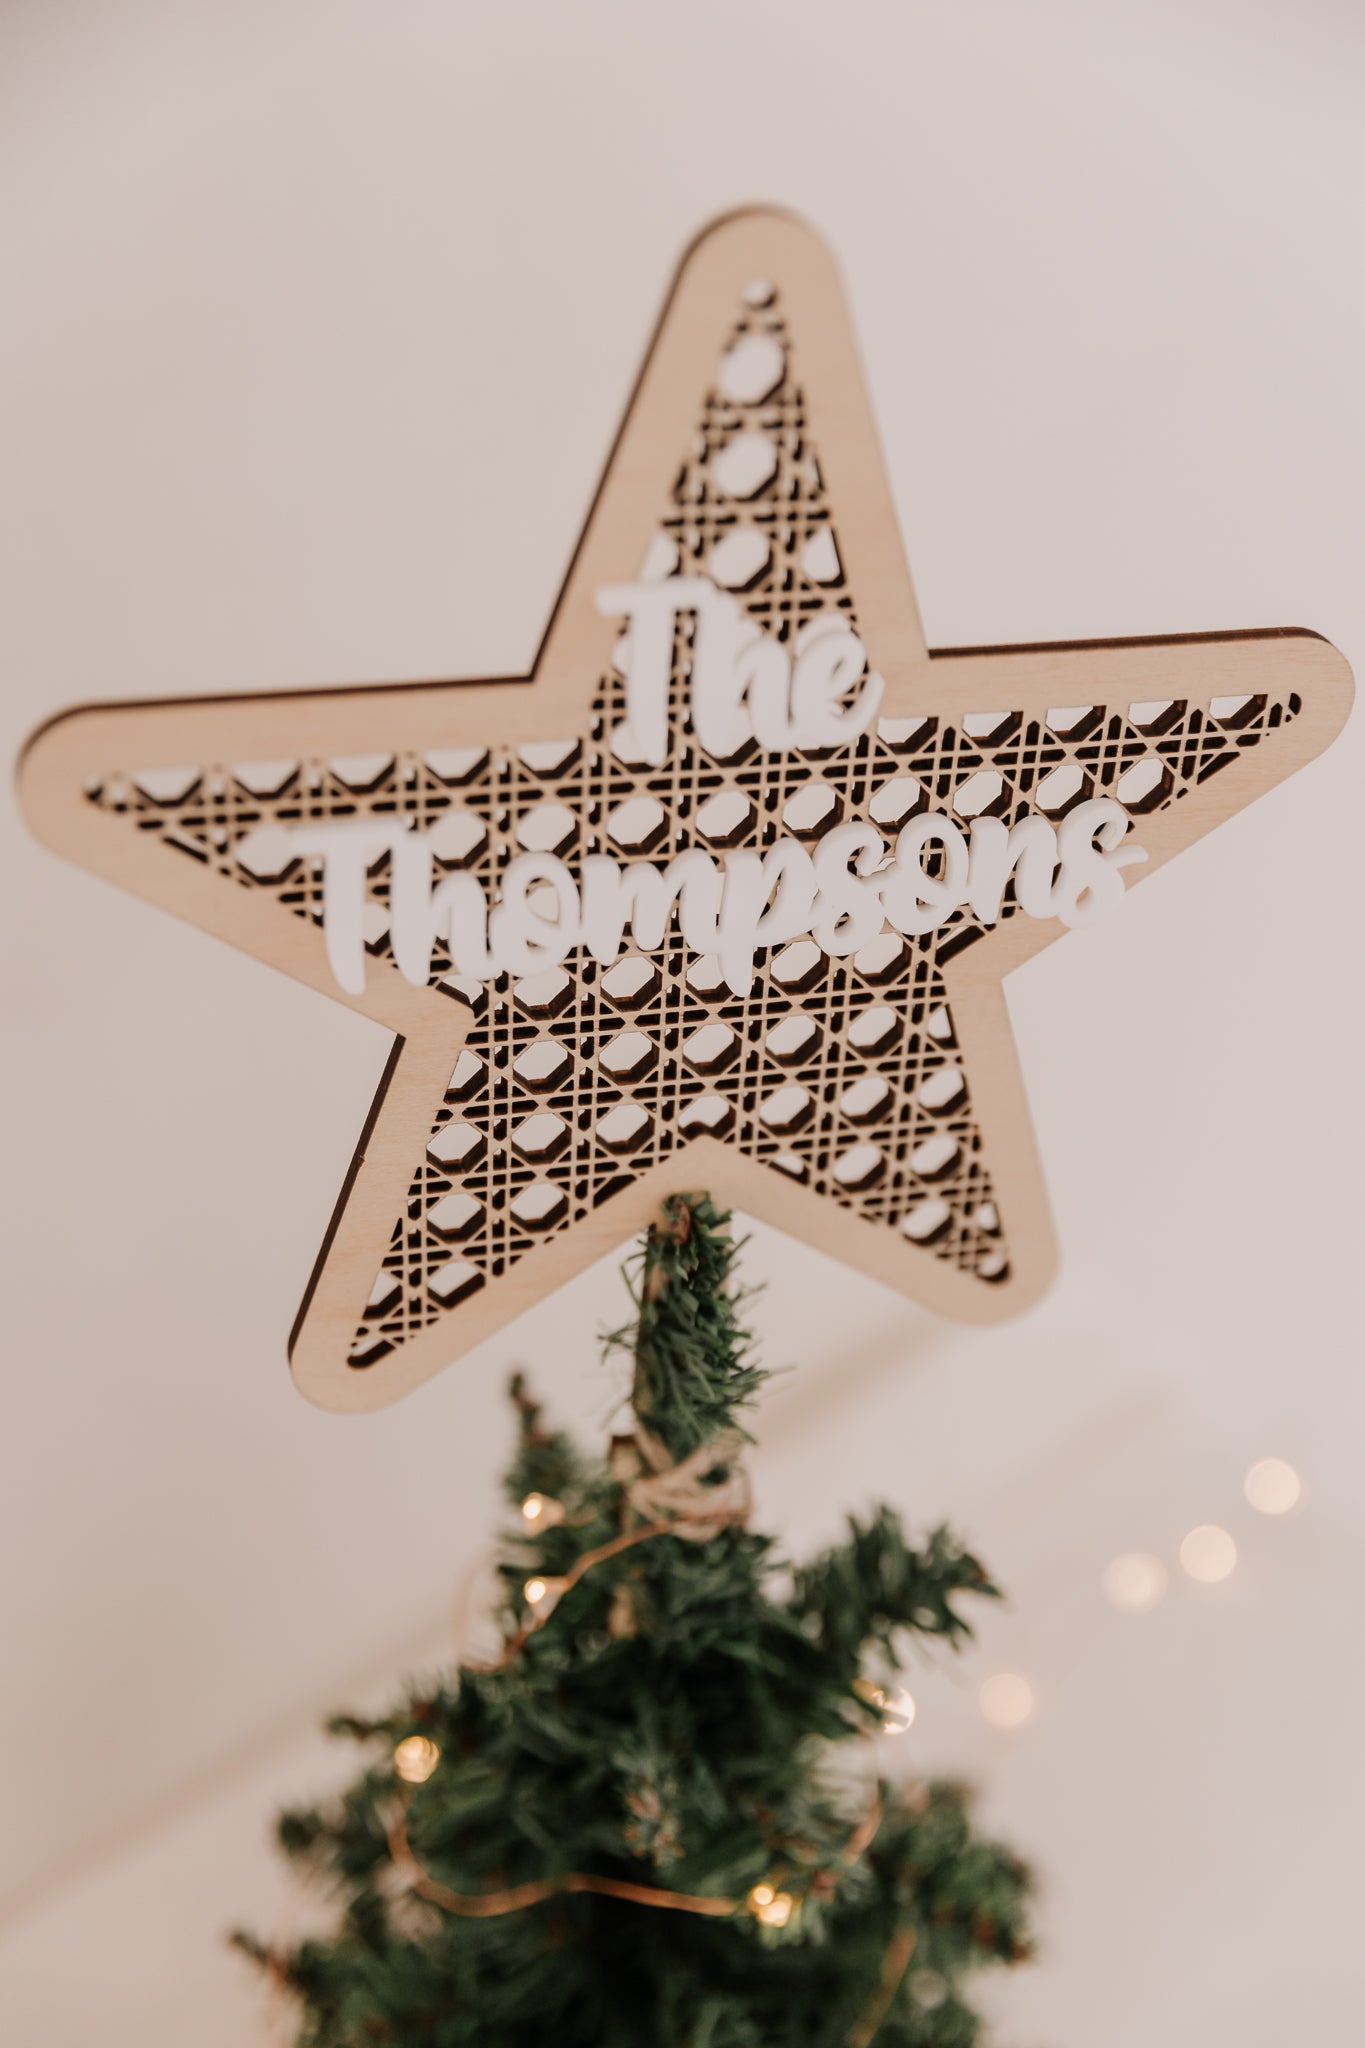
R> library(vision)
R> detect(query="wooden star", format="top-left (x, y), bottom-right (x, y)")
top-left (19, 211), bottom-right (1351, 1411)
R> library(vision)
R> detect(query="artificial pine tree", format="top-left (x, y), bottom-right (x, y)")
top-left (238, 1195), bottom-right (1031, 2046)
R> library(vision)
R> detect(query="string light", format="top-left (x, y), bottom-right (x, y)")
top-left (880, 1687), bottom-right (916, 1735)
top-left (1179, 1524), bottom-right (1237, 1583)
top-left (521, 1492), bottom-right (566, 1528)
top-left (393, 1735), bottom-right (441, 1784)
top-left (522, 1574), bottom-right (568, 1619)
top-left (979, 1672), bottom-right (1035, 1730)
top-left (1102, 1551), bottom-right (1168, 1613)
top-left (746, 1882), bottom-right (794, 1927)
top-left (1244, 1458), bottom-right (1302, 1516)
top-left (854, 1677), bottom-right (917, 1734)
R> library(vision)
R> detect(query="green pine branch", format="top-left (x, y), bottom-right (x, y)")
top-left (236, 1194), bottom-right (1032, 2048)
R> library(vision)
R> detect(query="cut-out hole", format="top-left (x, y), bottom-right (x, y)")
top-left (428, 1259), bottom-right (482, 1306)
top-left (877, 716), bottom-right (933, 752)
top-left (608, 718), bottom-right (656, 769)
top-left (133, 766), bottom-right (201, 805)
top-left (428, 1192), bottom-right (484, 1241)
top-left (977, 1251), bottom-right (1009, 1280)
top-left (513, 1040), bottom-right (571, 1091)
top-left (925, 1004), bottom-right (954, 1042)
top-left (901, 1198), bottom-right (951, 1243)
top-left (696, 790), bottom-right (756, 846)
top-left (428, 808), bottom-right (488, 866)
top-left (953, 770), bottom-right (1008, 819)
top-left (599, 1030), bottom-right (656, 1082)
top-left (607, 795), bottom-right (668, 854)
top-left (717, 332), bottom-right (785, 405)
top-left (686, 953), bottom-right (728, 997)
top-left (516, 803), bottom-right (577, 857)
top-left (511, 1182), bottom-right (568, 1230)
top-left (962, 710), bottom-right (1016, 743)
top-left (512, 1112), bottom-right (570, 1163)
top-left (680, 1094), bottom-right (734, 1136)
top-left (759, 1084), bottom-right (813, 1133)
top-left (439, 973), bottom-right (487, 1012)
top-left (868, 775), bottom-right (924, 829)
top-left (446, 1050), bottom-right (486, 1101)
top-left (1046, 704), bottom-right (1099, 737)
top-left (800, 528), bottom-right (842, 585)
top-left (839, 1076), bottom-right (891, 1124)
top-left (771, 1150), bottom-right (808, 1181)
top-left (235, 826), bottom-right (298, 883)
top-left (853, 932), bottom-right (908, 984)
top-left (782, 784), bottom-right (842, 839)
top-left (365, 1273), bottom-right (400, 1316)
top-left (711, 429), bottom-right (778, 500)
top-left (348, 1333), bottom-right (391, 1368)
top-left (232, 758), bottom-right (298, 798)
top-left (514, 969), bottom-right (573, 1018)
top-left (1210, 693), bottom-right (1263, 727)
top-left (602, 955), bottom-right (660, 1007)
top-left (683, 1022), bottom-right (738, 1074)
top-left (596, 1102), bottom-right (652, 1152)
top-left (1034, 765), bottom-right (1090, 817)
top-left (1115, 758), bottom-right (1172, 812)
top-left (910, 1133), bottom-right (960, 1179)
top-left (974, 1201), bottom-right (1000, 1233)
top-left (771, 940), bottom-right (826, 992)
top-left (424, 747), bottom-right (489, 785)
top-left (848, 1004), bottom-right (898, 1055)
top-left (329, 753), bottom-right (394, 793)
top-left (1127, 700), bottom-right (1181, 736)
top-left (638, 531), bottom-right (678, 581)
top-left (708, 526), bottom-right (772, 591)
top-left (919, 1066), bottom-right (966, 1112)
top-left (765, 1014), bottom-right (819, 1063)
top-left (833, 1142), bottom-right (884, 1190)
top-left (518, 738), bottom-right (581, 776)
top-left (427, 1122), bottom-right (486, 1170)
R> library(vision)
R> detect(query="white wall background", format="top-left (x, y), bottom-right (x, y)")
top-left (2, 3), bottom-right (1362, 2042)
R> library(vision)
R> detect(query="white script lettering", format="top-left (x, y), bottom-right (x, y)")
top-left (594, 578), bottom-right (885, 765)
top-left (263, 797), bottom-right (1146, 1001)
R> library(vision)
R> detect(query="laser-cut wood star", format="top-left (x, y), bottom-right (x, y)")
top-left (19, 211), bottom-right (1352, 1411)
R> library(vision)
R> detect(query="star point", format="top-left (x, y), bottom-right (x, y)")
top-left (18, 210), bottom-right (1352, 1410)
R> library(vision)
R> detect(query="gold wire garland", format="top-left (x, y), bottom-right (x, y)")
top-left (297, 1206), bottom-right (924, 2039)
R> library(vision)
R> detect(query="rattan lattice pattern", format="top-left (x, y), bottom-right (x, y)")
top-left (86, 286), bottom-right (1301, 1373)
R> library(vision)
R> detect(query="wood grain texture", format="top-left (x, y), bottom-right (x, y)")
top-left (17, 210), bottom-right (1353, 1411)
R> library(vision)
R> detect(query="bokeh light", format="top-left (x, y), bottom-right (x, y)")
top-left (1244, 1458), bottom-right (1302, 1516)
top-left (979, 1672), bottom-right (1035, 1729)
top-left (1102, 1551), bottom-right (1169, 1613)
top-left (1179, 1524), bottom-right (1237, 1583)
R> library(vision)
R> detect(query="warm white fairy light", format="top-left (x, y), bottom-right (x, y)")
top-left (521, 1492), bottom-right (566, 1528)
top-left (1179, 1524), bottom-right (1237, 1583)
top-left (979, 1672), bottom-right (1035, 1730)
top-left (392, 1735), bottom-right (441, 1784)
top-left (747, 1882), bottom-right (794, 1927)
top-left (523, 1577), bottom-right (550, 1607)
top-left (853, 1677), bottom-right (917, 1734)
top-left (1244, 1458), bottom-right (1302, 1516)
top-left (881, 1687), bottom-right (916, 1734)
top-left (1102, 1551), bottom-right (1168, 1613)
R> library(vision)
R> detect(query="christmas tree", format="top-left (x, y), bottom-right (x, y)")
top-left (238, 1195), bottom-right (1031, 2046)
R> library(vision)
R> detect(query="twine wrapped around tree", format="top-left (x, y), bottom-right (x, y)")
top-left (236, 1194), bottom-right (1032, 2048)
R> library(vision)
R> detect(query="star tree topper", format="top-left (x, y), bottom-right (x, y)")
top-left (19, 212), bottom-right (1352, 1411)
